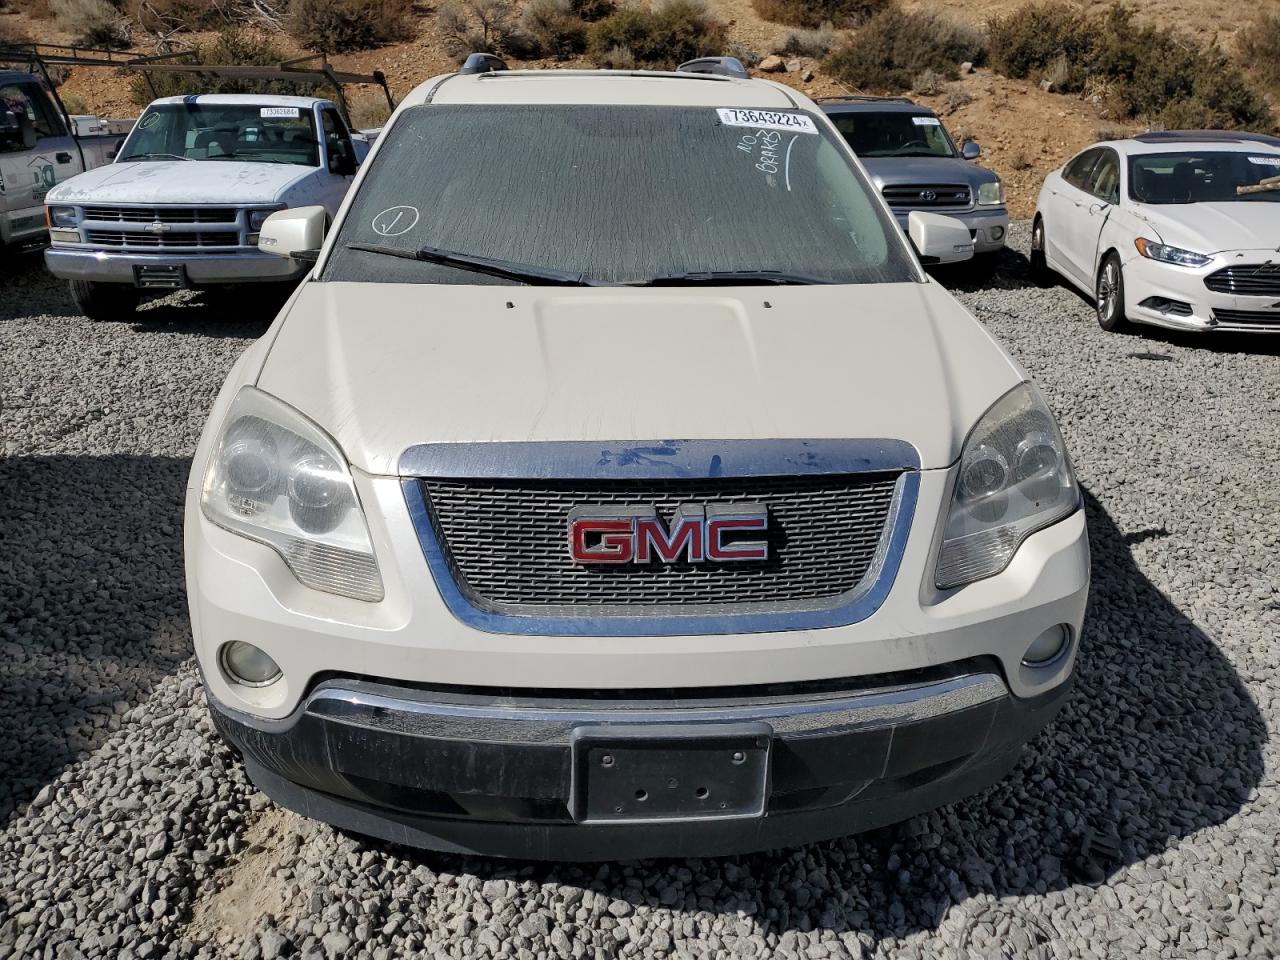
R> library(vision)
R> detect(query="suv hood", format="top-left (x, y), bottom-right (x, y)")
top-left (862, 155), bottom-right (995, 188)
top-left (256, 281), bottom-right (1024, 476)
top-left (46, 160), bottom-right (315, 205)
top-left (1130, 202), bottom-right (1280, 255)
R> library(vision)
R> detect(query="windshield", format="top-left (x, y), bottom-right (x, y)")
top-left (827, 111), bottom-right (956, 159)
top-left (1130, 151), bottom-right (1280, 203)
top-left (322, 104), bottom-right (916, 286)
top-left (118, 104), bottom-right (319, 166)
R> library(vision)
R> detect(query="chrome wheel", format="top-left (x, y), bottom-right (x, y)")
top-left (1097, 260), bottom-right (1119, 322)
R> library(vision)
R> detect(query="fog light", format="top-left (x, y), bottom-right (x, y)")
top-left (220, 641), bottom-right (281, 686)
top-left (1023, 624), bottom-right (1069, 666)
top-left (991, 226), bottom-right (1005, 241)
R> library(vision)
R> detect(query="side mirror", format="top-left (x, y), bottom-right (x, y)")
top-left (328, 145), bottom-right (357, 176)
top-left (908, 211), bottom-right (975, 264)
top-left (961, 140), bottom-right (981, 161)
top-left (258, 206), bottom-right (327, 262)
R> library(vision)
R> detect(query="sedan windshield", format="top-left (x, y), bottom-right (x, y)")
top-left (323, 104), bottom-right (916, 286)
top-left (118, 104), bottom-right (319, 166)
top-left (827, 111), bottom-right (956, 159)
top-left (1130, 151), bottom-right (1280, 203)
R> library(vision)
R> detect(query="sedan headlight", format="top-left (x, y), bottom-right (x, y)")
top-left (977, 180), bottom-right (1004, 206)
top-left (201, 387), bottom-right (384, 601)
top-left (1134, 237), bottom-right (1211, 268)
top-left (46, 205), bottom-right (77, 228)
top-left (936, 383), bottom-right (1079, 589)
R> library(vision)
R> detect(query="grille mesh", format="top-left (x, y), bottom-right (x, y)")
top-left (881, 184), bottom-right (972, 210)
top-left (1212, 308), bottom-right (1280, 330)
top-left (422, 474), bottom-right (900, 610)
top-left (85, 230), bottom-right (239, 249)
top-left (81, 206), bottom-right (239, 224)
top-left (1204, 264), bottom-right (1280, 297)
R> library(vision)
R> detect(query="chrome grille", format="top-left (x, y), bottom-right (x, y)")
top-left (882, 183), bottom-right (972, 210)
top-left (81, 205), bottom-right (238, 224)
top-left (1204, 264), bottom-right (1280, 297)
top-left (422, 473), bottom-right (900, 610)
top-left (85, 230), bottom-right (239, 248)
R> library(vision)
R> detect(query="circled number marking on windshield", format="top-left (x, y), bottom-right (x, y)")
top-left (371, 205), bottom-right (420, 237)
top-left (138, 113), bottom-right (160, 129)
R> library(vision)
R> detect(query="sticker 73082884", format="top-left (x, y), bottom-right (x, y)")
top-left (717, 108), bottom-right (818, 135)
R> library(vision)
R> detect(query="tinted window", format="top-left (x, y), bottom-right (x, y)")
top-left (1063, 149), bottom-right (1101, 189)
top-left (1129, 151), bottom-right (1280, 204)
top-left (324, 104), bottom-right (916, 286)
top-left (1086, 149), bottom-right (1120, 203)
top-left (829, 111), bottom-right (956, 158)
top-left (119, 104), bottom-right (319, 166)
top-left (0, 82), bottom-right (62, 144)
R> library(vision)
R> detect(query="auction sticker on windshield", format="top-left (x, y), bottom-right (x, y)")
top-left (261, 107), bottom-right (301, 118)
top-left (717, 109), bottom-right (817, 135)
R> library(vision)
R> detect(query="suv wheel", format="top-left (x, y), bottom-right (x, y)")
top-left (69, 280), bottom-right (140, 322)
top-left (1095, 253), bottom-right (1129, 332)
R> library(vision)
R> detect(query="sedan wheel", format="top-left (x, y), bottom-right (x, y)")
top-left (1095, 254), bottom-right (1129, 332)
top-left (1029, 217), bottom-right (1051, 285)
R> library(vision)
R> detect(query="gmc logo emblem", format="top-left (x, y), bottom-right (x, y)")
top-left (568, 503), bottom-right (769, 565)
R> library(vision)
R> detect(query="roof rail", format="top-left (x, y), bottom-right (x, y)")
top-left (459, 53), bottom-right (508, 75)
top-left (814, 95), bottom-right (916, 105)
top-left (1132, 129), bottom-right (1280, 146)
top-left (676, 57), bottom-right (748, 79)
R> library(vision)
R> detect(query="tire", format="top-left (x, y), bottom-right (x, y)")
top-left (69, 280), bottom-right (140, 322)
top-left (1029, 216), bottom-right (1052, 286)
top-left (1095, 252), bottom-right (1129, 332)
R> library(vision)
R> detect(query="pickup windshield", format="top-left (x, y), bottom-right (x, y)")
top-left (1130, 151), bottom-right (1280, 203)
top-left (827, 111), bottom-right (956, 159)
top-left (323, 104), bottom-right (916, 286)
top-left (118, 104), bottom-right (319, 166)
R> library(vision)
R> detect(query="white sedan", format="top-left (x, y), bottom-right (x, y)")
top-left (1032, 132), bottom-right (1280, 333)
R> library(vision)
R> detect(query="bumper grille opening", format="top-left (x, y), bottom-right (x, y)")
top-left (1205, 264), bottom-right (1280, 297)
top-left (1211, 308), bottom-right (1280, 330)
top-left (1139, 296), bottom-right (1193, 317)
top-left (421, 473), bottom-right (901, 611)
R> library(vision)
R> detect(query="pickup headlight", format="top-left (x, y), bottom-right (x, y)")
top-left (936, 383), bottom-right (1079, 589)
top-left (977, 180), bottom-right (1004, 206)
top-left (47, 205), bottom-right (77, 228)
top-left (1134, 237), bottom-right (1211, 268)
top-left (201, 387), bottom-right (384, 601)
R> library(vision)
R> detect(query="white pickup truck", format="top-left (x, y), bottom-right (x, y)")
top-left (0, 69), bottom-right (123, 250)
top-left (43, 93), bottom-right (370, 320)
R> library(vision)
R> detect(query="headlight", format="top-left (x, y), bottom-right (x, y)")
top-left (248, 209), bottom-right (277, 231)
top-left (47, 205), bottom-right (77, 228)
top-left (1134, 237), bottom-right (1211, 267)
top-left (936, 383), bottom-right (1079, 589)
top-left (977, 180), bottom-right (1004, 206)
top-left (201, 387), bottom-right (384, 601)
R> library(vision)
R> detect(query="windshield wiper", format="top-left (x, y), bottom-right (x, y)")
top-left (119, 152), bottom-right (193, 162)
top-left (634, 269), bottom-right (832, 286)
top-left (346, 242), bottom-right (609, 286)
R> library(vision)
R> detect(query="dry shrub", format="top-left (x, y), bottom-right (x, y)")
top-left (587, 0), bottom-right (726, 69)
top-left (51, 0), bottom-right (129, 47)
top-left (437, 0), bottom-right (521, 55)
top-left (911, 66), bottom-right (945, 95)
top-left (1236, 11), bottom-right (1280, 94)
top-left (941, 85), bottom-right (972, 114)
top-left (824, 7), bottom-right (986, 93)
top-left (772, 22), bottom-right (835, 58)
top-left (752, 0), bottom-right (885, 29)
top-left (568, 0), bottom-right (612, 21)
top-left (726, 40), bottom-right (760, 66)
top-left (596, 43), bottom-right (634, 68)
top-left (127, 0), bottom-right (230, 34)
top-left (988, 2), bottom-right (1091, 85)
top-left (128, 29), bottom-right (309, 103)
top-left (521, 0), bottom-right (588, 59)
top-left (348, 91), bottom-right (392, 129)
top-left (286, 0), bottom-right (410, 52)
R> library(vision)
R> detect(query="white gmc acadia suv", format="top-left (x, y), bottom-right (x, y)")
top-left (185, 57), bottom-right (1091, 859)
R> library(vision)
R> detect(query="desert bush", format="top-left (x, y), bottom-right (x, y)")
top-left (58, 90), bottom-right (88, 112)
top-left (1237, 11), bottom-right (1280, 94)
top-left (129, 29), bottom-right (309, 104)
top-left (941, 85), bottom-right (973, 114)
top-left (127, 0), bottom-right (230, 34)
top-left (568, 0), bottom-right (612, 21)
top-left (587, 0), bottom-right (726, 69)
top-left (596, 43), bottom-right (634, 68)
top-left (286, 0), bottom-right (410, 52)
top-left (437, 0), bottom-right (523, 55)
top-left (911, 66), bottom-right (945, 95)
top-left (725, 40), bottom-right (760, 66)
top-left (348, 90), bottom-right (392, 128)
top-left (521, 0), bottom-right (588, 58)
top-left (988, 2), bottom-right (1092, 85)
top-left (824, 7), bottom-right (986, 93)
top-left (772, 22), bottom-right (835, 58)
top-left (751, 0), bottom-right (885, 30)
top-left (51, 0), bottom-right (129, 47)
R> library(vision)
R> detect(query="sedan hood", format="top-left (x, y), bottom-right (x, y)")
top-left (862, 155), bottom-right (995, 188)
top-left (46, 160), bottom-right (314, 205)
top-left (256, 281), bottom-right (1024, 475)
top-left (1131, 202), bottom-right (1280, 255)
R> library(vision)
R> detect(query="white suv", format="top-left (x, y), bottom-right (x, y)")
top-left (186, 59), bottom-right (1090, 859)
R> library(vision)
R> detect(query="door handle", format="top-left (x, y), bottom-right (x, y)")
top-left (56, 152), bottom-right (72, 164)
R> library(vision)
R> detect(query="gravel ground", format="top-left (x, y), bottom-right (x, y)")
top-left (1, 224), bottom-right (1277, 960)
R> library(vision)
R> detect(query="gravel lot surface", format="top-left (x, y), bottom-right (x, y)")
top-left (2, 223), bottom-right (1277, 960)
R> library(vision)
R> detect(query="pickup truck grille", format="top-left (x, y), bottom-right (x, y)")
top-left (882, 183), bottom-right (972, 210)
top-left (420, 473), bottom-right (900, 610)
top-left (81, 206), bottom-right (239, 224)
top-left (86, 230), bottom-right (239, 249)
top-left (1204, 264), bottom-right (1280, 297)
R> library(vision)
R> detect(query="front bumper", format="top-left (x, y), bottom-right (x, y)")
top-left (44, 245), bottom-right (308, 287)
top-left (894, 206), bottom-right (1009, 253)
top-left (1123, 251), bottom-right (1280, 333)
top-left (209, 661), bottom-right (1073, 859)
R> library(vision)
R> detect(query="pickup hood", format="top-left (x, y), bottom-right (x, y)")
top-left (256, 281), bottom-right (1024, 475)
top-left (46, 160), bottom-right (315, 205)
top-left (862, 156), bottom-right (997, 191)
top-left (1130, 202), bottom-right (1280, 255)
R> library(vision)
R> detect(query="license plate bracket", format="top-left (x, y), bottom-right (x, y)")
top-left (133, 264), bottom-right (186, 289)
top-left (570, 723), bottom-right (771, 824)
